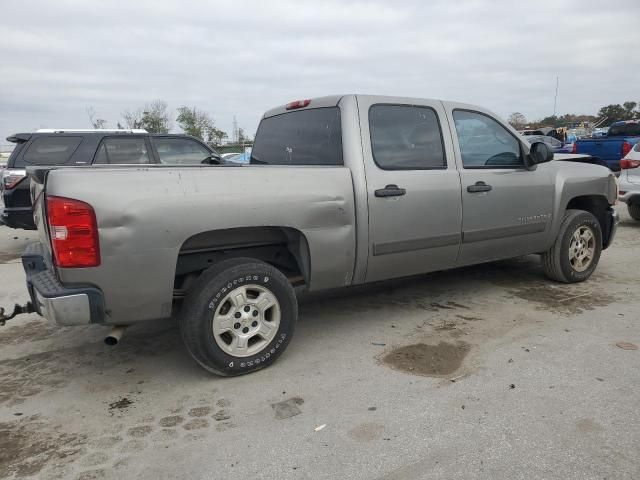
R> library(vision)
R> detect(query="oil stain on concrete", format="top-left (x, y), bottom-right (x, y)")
top-left (383, 341), bottom-right (470, 376)
top-left (271, 397), bottom-right (304, 420)
top-left (0, 416), bottom-right (86, 478)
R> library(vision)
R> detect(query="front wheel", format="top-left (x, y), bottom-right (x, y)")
top-left (180, 258), bottom-right (297, 376)
top-left (628, 203), bottom-right (640, 221)
top-left (541, 209), bottom-right (602, 283)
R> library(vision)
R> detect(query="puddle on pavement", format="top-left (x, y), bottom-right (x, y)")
top-left (383, 341), bottom-right (470, 376)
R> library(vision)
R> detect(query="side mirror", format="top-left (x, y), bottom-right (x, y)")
top-left (528, 141), bottom-right (553, 166)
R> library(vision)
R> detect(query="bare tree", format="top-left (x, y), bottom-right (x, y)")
top-left (121, 100), bottom-right (172, 133)
top-left (508, 112), bottom-right (527, 130)
top-left (86, 106), bottom-right (107, 129)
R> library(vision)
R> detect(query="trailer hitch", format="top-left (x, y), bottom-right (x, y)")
top-left (0, 302), bottom-right (34, 326)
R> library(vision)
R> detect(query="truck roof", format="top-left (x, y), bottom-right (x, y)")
top-left (262, 94), bottom-right (475, 119)
top-left (263, 95), bottom-right (345, 118)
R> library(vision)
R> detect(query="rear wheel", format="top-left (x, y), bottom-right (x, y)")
top-left (541, 209), bottom-right (602, 283)
top-left (628, 203), bottom-right (640, 221)
top-left (180, 258), bottom-right (297, 376)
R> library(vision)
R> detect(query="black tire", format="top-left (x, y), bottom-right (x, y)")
top-left (541, 209), bottom-right (603, 283)
top-left (180, 257), bottom-right (297, 376)
top-left (628, 203), bottom-right (640, 221)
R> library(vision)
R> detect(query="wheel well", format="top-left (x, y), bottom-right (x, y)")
top-left (566, 195), bottom-right (609, 238)
top-left (627, 194), bottom-right (640, 206)
top-left (173, 227), bottom-right (310, 297)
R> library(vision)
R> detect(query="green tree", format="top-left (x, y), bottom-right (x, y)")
top-left (536, 115), bottom-right (558, 127)
top-left (597, 102), bottom-right (639, 123)
top-left (176, 106), bottom-right (228, 146)
top-left (122, 100), bottom-right (172, 133)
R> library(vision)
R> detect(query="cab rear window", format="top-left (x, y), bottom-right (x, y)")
top-left (609, 122), bottom-right (640, 137)
top-left (21, 136), bottom-right (83, 165)
top-left (251, 107), bottom-right (342, 166)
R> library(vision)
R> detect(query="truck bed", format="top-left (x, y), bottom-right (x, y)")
top-left (29, 164), bottom-right (357, 324)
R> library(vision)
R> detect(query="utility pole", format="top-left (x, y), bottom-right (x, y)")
top-left (232, 116), bottom-right (238, 143)
top-left (553, 76), bottom-right (559, 117)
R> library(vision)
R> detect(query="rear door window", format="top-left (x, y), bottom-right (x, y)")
top-left (22, 136), bottom-right (82, 165)
top-left (251, 107), bottom-right (343, 165)
top-left (93, 137), bottom-right (151, 164)
top-left (153, 137), bottom-right (212, 164)
top-left (369, 105), bottom-right (446, 169)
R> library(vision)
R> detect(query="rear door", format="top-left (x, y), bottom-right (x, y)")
top-left (358, 97), bottom-right (462, 282)
top-left (445, 106), bottom-right (554, 266)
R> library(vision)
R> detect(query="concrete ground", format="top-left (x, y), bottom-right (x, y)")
top-left (0, 209), bottom-right (638, 480)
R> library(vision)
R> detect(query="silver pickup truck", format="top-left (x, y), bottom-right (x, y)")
top-left (4, 94), bottom-right (619, 376)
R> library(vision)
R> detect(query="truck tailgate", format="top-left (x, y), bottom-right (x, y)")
top-left (576, 139), bottom-right (622, 170)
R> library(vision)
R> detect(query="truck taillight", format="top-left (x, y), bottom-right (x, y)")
top-left (2, 172), bottom-right (26, 190)
top-left (571, 142), bottom-right (577, 154)
top-left (620, 159), bottom-right (640, 169)
top-left (46, 196), bottom-right (100, 268)
top-left (622, 141), bottom-right (632, 157)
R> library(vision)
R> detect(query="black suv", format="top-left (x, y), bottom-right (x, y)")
top-left (1, 130), bottom-right (220, 230)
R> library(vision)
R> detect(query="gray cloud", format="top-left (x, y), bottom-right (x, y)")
top-left (1, 0), bottom-right (639, 144)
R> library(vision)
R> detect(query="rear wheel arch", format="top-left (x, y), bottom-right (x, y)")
top-left (173, 226), bottom-right (311, 296)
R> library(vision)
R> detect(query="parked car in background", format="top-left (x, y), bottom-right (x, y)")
top-left (591, 127), bottom-right (609, 138)
top-left (0, 129), bottom-right (220, 229)
top-left (225, 151), bottom-right (251, 164)
top-left (524, 135), bottom-right (563, 153)
top-left (618, 140), bottom-right (640, 221)
top-left (573, 120), bottom-right (640, 171)
top-left (519, 129), bottom-right (547, 136)
top-left (524, 135), bottom-right (577, 154)
top-left (8, 94), bottom-right (618, 376)
top-left (221, 152), bottom-right (242, 160)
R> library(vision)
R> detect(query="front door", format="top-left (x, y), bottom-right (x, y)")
top-left (447, 108), bottom-right (554, 266)
top-left (358, 97), bottom-right (463, 283)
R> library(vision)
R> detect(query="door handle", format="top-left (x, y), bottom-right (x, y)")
top-left (467, 181), bottom-right (492, 193)
top-left (375, 184), bottom-right (407, 197)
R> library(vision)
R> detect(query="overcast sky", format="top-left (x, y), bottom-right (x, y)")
top-left (1, 0), bottom-right (639, 145)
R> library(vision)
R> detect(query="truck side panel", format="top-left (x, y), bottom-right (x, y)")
top-left (43, 166), bottom-right (357, 324)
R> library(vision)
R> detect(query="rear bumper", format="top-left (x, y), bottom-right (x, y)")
top-left (22, 243), bottom-right (105, 325)
top-left (617, 176), bottom-right (640, 204)
top-left (1, 206), bottom-right (36, 230)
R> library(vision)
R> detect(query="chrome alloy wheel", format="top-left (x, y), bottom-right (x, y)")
top-left (211, 284), bottom-right (281, 357)
top-left (568, 225), bottom-right (596, 273)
